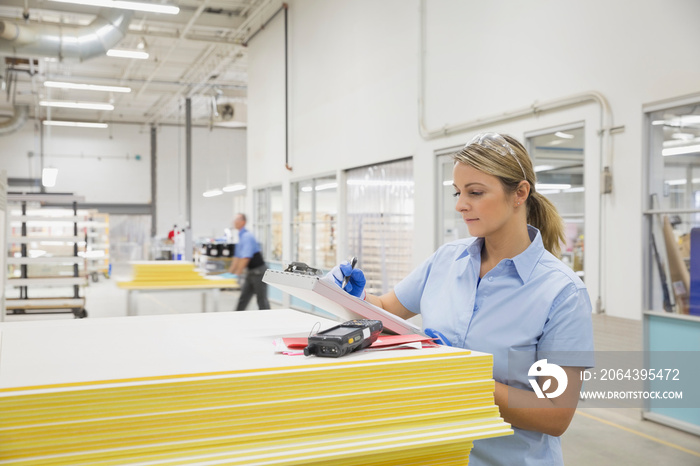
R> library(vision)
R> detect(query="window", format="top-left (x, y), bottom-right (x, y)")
top-left (291, 175), bottom-right (338, 270)
top-left (254, 185), bottom-right (283, 265)
top-left (345, 158), bottom-right (414, 295)
top-left (645, 102), bottom-right (700, 314)
top-left (437, 151), bottom-right (469, 247)
top-left (527, 126), bottom-right (585, 277)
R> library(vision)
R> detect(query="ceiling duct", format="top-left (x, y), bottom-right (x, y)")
top-left (0, 104), bottom-right (28, 135)
top-left (0, 9), bottom-right (133, 61)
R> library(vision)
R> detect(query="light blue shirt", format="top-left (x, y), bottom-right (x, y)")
top-left (234, 227), bottom-right (260, 259)
top-left (394, 225), bottom-right (594, 466)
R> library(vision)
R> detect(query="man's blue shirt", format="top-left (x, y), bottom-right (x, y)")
top-left (234, 227), bottom-right (261, 259)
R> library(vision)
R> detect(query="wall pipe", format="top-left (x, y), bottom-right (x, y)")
top-left (0, 104), bottom-right (28, 135)
top-left (150, 125), bottom-right (157, 238)
top-left (185, 98), bottom-right (192, 232)
top-left (418, 0), bottom-right (616, 313)
top-left (243, 3), bottom-right (291, 170)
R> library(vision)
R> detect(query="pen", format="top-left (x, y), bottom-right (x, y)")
top-left (342, 256), bottom-right (358, 290)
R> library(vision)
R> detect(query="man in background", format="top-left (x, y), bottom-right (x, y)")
top-left (228, 213), bottom-right (270, 310)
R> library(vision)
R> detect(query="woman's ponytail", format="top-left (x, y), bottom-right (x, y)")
top-left (527, 192), bottom-right (566, 257)
top-left (527, 191), bottom-right (565, 257)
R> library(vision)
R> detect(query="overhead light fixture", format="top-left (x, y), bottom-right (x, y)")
top-left (534, 165), bottom-right (555, 172)
top-left (300, 182), bottom-right (338, 192)
top-left (203, 189), bottom-right (224, 198)
top-left (40, 100), bottom-right (114, 111)
top-left (42, 167), bottom-right (59, 188)
top-left (671, 132), bottom-right (695, 141)
top-left (222, 183), bottom-right (246, 193)
top-left (107, 49), bottom-right (149, 59)
top-left (536, 183), bottom-right (571, 190)
top-left (43, 120), bottom-right (109, 128)
top-left (49, 0), bottom-right (179, 15)
top-left (662, 144), bottom-right (700, 156)
top-left (44, 81), bottom-right (131, 93)
top-left (554, 131), bottom-right (575, 139)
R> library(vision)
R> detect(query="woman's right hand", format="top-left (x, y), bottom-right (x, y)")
top-left (325, 260), bottom-right (366, 299)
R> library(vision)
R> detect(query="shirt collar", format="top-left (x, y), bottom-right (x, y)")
top-left (456, 225), bottom-right (545, 283)
top-left (512, 225), bottom-right (545, 283)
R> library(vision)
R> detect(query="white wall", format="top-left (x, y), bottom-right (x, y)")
top-left (246, 0), bottom-right (700, 320)
top-left (0, 122), bottom-right (247, 240)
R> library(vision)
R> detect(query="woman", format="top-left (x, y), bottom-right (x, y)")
top-left (331, 132), bottom-right (594, 465)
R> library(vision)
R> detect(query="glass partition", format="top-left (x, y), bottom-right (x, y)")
top-left (345, 158), bottom-right (414, 295)
top-left (528, 127), bottom-right (585, 277)
top-left (291, 175), bottom-right (338, 270)
top-left (254, 185), bottom-right (283, 264)
top-left (645, 103), bottom-right (700, 314)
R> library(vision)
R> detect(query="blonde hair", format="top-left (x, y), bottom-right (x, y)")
top-left (452, 133), bottom-right (565, 257)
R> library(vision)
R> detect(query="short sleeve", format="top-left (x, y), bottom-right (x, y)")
top-left (537, 283), bottom-right (595, 368)
top-left (234, 232), bottom-right (255, 259)
top-left (393, 253), bottom-right (435, 314)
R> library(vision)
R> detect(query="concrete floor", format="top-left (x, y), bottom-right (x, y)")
top-left (4, 265), bottom-right (700, 465)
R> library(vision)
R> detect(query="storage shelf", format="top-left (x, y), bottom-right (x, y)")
top-left (4, 194), bottom-right (89, 319)
top-left (8, 277), bottom-right (88, 287)
top-left (7, 256), bottom-right (85, 265)
top-left (5, 298), bottom-right (85, 310)
top-left (8, 236), bottom-right (84, 243)
top-left (10, 215), bottom-right (87, 222)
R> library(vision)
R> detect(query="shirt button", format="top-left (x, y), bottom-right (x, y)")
top-left (488, 276), bottom-right (494, 282)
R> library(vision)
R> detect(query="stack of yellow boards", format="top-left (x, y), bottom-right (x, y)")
top-left (117, 261), bottom-right (238, 289)
top-left (0, 311), bottom-right (511, 465)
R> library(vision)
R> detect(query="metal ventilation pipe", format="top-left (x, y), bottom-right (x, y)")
top-left (0, 9), bottom-right (133, 61)
top-left (0, 104), bottom-right (28, 135)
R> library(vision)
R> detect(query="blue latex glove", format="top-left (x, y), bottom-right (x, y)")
top-left (326, 260), bottom-right (366, 299)
top-left (424, 328), bottom-right (452, 346)
top-left (220, 272), bottom-right (239, 279)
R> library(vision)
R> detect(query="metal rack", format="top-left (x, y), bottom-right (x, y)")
top-left (84, 211), bottom-right (110, 282)
top-left (4, 193), bottom-right (88, 319)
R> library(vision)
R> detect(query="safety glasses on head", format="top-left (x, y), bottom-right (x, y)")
top-left (466, 132), bottom-right (526, 180)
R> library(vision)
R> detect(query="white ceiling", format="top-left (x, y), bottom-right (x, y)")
top-left (0, 0), bottom-right (284, 128)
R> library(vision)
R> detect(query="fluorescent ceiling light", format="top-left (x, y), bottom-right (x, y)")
top-left (534, 165), bottom-right (555, 172)
top-left (662, 144), bottom-right (700, 156)
top-left (44, 81), bottom-right (131, 93)
top-left (442, 180), bottom-right (453, 186)
top-left (554, 131), bottom-right (575, 139)
top-left (49, 0), bottom-right (179, 15)
top-left (40, 100), bottom-right (114, 111)
top-left (42, 167), bottom-right (59, 188)
top-left (301, 182), bottom-right (338, 192)
top-left (564, 187), bottom-right (585, 193)
top-left (671, 132), bottom-right (695, 141)
top-left (665, 178), bottom-right (700, 186)
top-left (107, 49), bottom-right (149, 59)
top-left (536, 183), bottom-right (571, 190)
top-left (203, 189), bottom-right (223, 198)
top-left (43, 120), bottom-right (108, 128)
top-left (346, 180), bottom-right (414, 187)
top-left (222, 183), bottom-right (246, 193)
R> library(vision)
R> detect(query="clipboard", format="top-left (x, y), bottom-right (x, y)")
top-left (262, 269), bottom-right (422, 335)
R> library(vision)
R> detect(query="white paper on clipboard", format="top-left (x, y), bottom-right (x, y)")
top-left (262, 269), bottom-right (421, 335)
